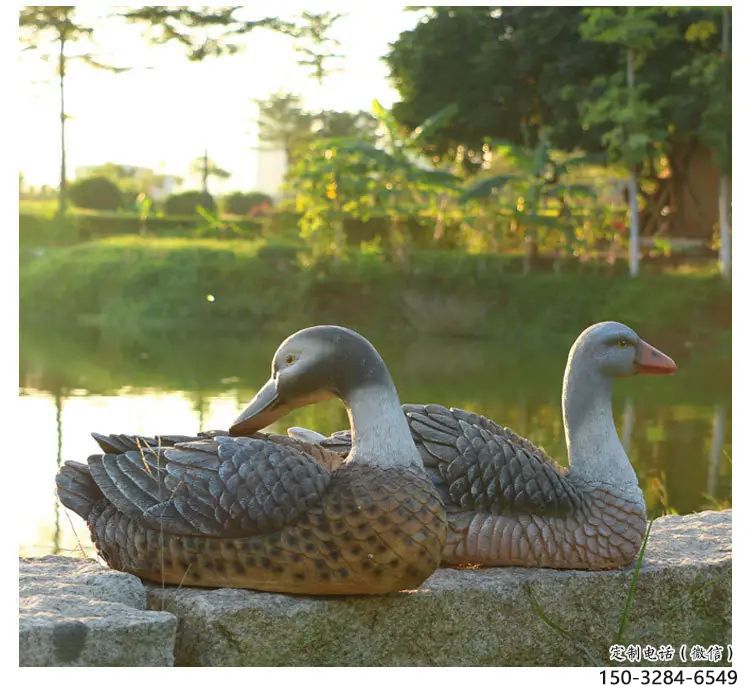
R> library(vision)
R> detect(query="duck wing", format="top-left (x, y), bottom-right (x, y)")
top-left (87, 435), bottom-right (331, 537)
top-left (92, 430), bottom-right (344, 472)
top-left (404, 404), bottom-right (583, 516)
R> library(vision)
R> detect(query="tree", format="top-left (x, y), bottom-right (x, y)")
top-left (19, 6), bottom-right (343, 219)
top-left (254, 94), bottom-right (378, 167)
top-left (122, 7), bottom-right (342, 79)
top-left (190, 150), bottom-right (230, 194)
top-left (120, 6), bottom-right (295, 61)
top-left (386, 7), bottom-right (617, 169)
top-left (717, 9), bottom-right (731, 277)
top-left (292, 11), bottom-right (344, 83)
top-left (579, 7), bottom-right (675, 277)
top-left (19, 7), bottom-right (129, 216)
top-left (254, 93), bottom-right (316, 166)
top-left (68, 176), bottom-right (123, 210)
top-left (312, 110), bottom-right (378, 141)
top-left (385, 7), bottom-right (730, 269)
top-left (673, 9), bottom-right (731, 276)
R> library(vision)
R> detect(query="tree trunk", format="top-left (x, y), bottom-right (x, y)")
top-left (626, 49), bottom-right (639, 278)
top-left (718, 175), bottom-right (731, 277)
top-left (719, 10), bottom-right (731, 278)
top-left (202, 149), bottom-right (209, 193)
top-left (57, 34), bottom-right (67, 216)
top-left (627, 170), bottom-right (640, 277)
top-left (522, 228), bottom-right (538, 276)
top-left (707, 403), bottom-right (725, 499)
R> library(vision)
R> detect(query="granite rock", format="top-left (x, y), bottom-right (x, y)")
top-left (20, 555), bottom-right (176, 666)
top-left (146, 510), bottom-right (731, 666)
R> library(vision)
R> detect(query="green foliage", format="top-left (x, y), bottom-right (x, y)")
top-left (292, 11), bottom-right (344, 82)
top-left (77, 163), bottom-right (181, 207)
top-left (164, 190), bottom-right (216, 216)
top-left (19, 6), bottom-right (130, 215)
top-left (579, 8), bottom-right (675, 167)
top-left (190, 152), bottom-right (230, 194)
top-left (313, 110), bottom-right (378, 141)
top-left (122, 8), bottom-right (342, 78)
top-left (20, 237), bottom-right (299, 330)
top-left (287, 102), bottom-right (461, 261)
top-left (254, 93), bottom-right (378, 166)
top-left (19, 212), bottom-right (78, 248)
top-left (192, 206), bottom-right (263, 240)
top-left (68, 176), bottom-right (123, 211)
top-left (581, 75), bottom-right (666, 166)
top-left (120, 7), bottom-right (295, 61)
top-left (386, 7), bottom-right (616, 165)
top-left (19, 209), bottom-right (262, 248)
top-left (579, 7), bottom-right (678, 51)
top-left (19, 6), bottom-right (93, 45)
top-left (222, 191), bottom-right (273, 216)
top-left (255, 92), bottom-right (315, 164)
top-left (385, 7), bottom-right (730, 176)
top-left (459, 138), bottom-right (605, 268)
top-left (20, 237), bottom-right (730, 347)
top-left (674, 9), bottom-right (731, 173)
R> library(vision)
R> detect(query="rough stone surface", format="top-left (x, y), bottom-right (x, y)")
top-left (146, 510), bottom-right (732, 666)
top-left (19, 555), bottom-right (176, 666)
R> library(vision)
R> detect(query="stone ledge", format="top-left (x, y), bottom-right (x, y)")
top-left (19, 555), bottom-right (176, 666)
top-left (147, 510), bottom-right (731, 666)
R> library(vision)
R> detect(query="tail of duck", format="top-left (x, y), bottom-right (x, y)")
top-left (56, 460), bottom-right (100, 519)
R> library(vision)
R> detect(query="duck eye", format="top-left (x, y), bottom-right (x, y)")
top-left (285, 354), bottom-right (296, 365)
top-left (618, 339), bottom-right (629, 348)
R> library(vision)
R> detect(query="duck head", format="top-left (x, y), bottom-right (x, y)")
top-left (229, 325), bottom-right (394, 436)
top-left (562, 321), bottom-right (677, 494)
top-left (568, 321), bottom-right (677, 379)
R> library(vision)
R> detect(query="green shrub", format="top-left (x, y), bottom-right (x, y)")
top-left (222, 191), bottom-right (273, 216)
top-left (164, 190), bottom-right (216, 216)
top-left (68, 176), bottom-right (123, 211)
top-left (19, 212), bottom-right (77, 248)
top-left (20, 209), bottom-right (263, 247)
top-left (264, 210), bottom-right (302, 240)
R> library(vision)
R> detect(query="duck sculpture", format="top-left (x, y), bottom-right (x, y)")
top-left (56, 326), bottom-right (447, 595)
top-left (287, 322), bottom-right (677, 570)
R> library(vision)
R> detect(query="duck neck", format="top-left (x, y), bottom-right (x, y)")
top-left (562, 358), bottom-right (641, 500)
top-left (343, 382), bottom-right (422, 469)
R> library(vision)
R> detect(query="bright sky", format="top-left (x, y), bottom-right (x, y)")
top-left (18, 3), bottom-right (426, 192)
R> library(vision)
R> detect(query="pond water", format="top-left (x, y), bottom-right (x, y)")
top-left (19, 323), bottom-right (731, 557)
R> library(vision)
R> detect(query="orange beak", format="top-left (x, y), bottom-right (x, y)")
top-left (634, 339), bottom-right (677, 375)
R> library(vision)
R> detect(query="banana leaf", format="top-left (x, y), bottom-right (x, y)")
top-left (405, 103), bottom-right (459, 149)
top-left (459, 174), bottom-right (520, 203)
top-left (403, 167), bottom-right (462, 190)
top-left (516, 211), bottom-right (571, 232)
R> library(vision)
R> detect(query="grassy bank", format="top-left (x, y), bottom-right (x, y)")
top-left (21, 236), bottom-right (731, 351)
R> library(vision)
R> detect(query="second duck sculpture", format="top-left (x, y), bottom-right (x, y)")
top-left (288, 322), bottom-right (677, 570)
top-left (56, 326), bottom-right (446, 594)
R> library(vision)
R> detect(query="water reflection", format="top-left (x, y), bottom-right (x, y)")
top-left (19, 323), bottom-right (731, 557)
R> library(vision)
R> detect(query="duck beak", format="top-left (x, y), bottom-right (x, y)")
top-left (229, 378), bottom-right (290, 435)
top-left (634, 339), bottom-right (677, 375)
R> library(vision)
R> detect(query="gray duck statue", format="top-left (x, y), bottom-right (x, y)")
top-left (287, 322), bottom-right (677, 570)
top-left (56, 326), bottom-right (446, 595)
